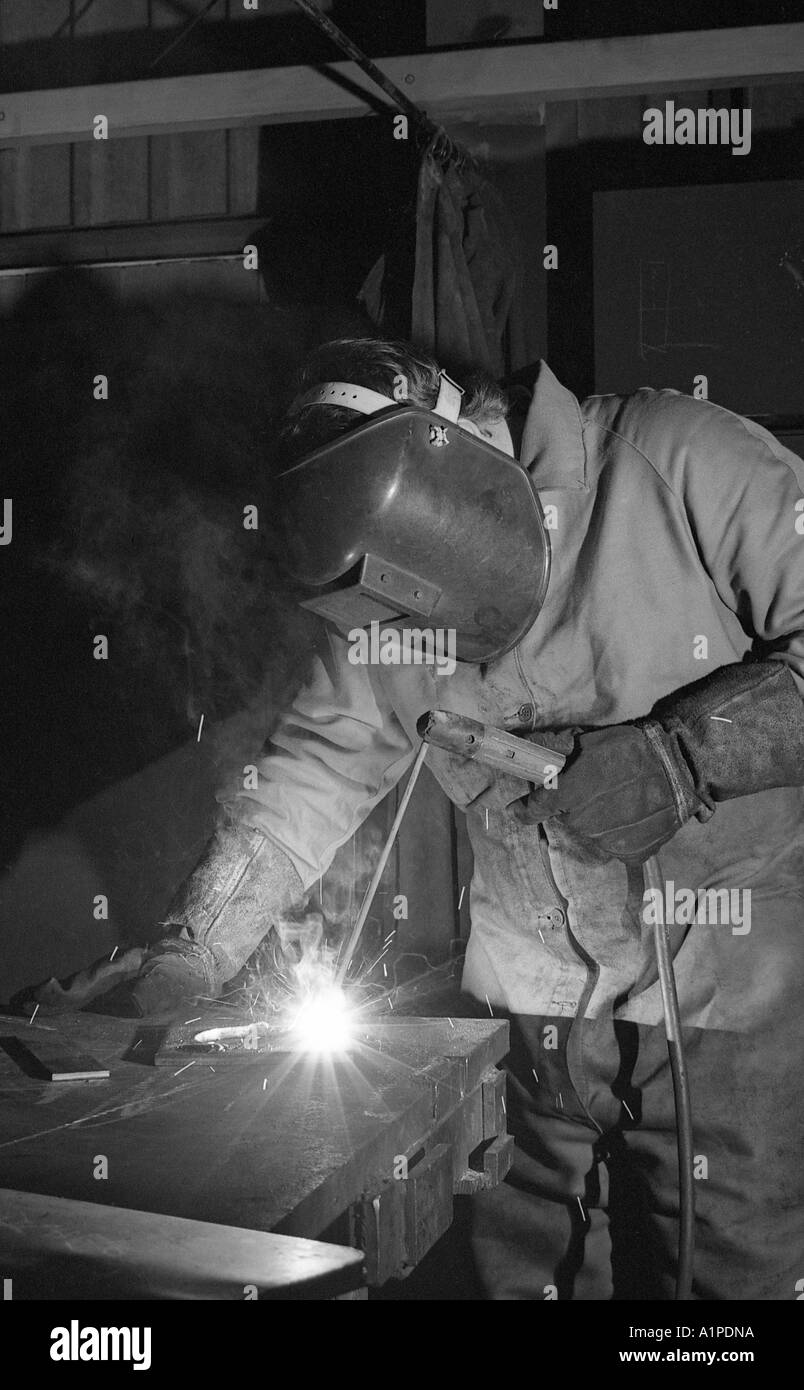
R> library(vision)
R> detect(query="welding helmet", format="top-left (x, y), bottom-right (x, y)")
top-left (277, 373), bottom-right (550, 664)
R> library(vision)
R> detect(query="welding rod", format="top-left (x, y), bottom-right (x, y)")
top-left (335, 740), bottom-right (429, 984)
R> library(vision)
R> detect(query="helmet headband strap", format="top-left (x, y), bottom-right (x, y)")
top-left (290, 370), bottom-right (466, 422)
top-left (290, 382), bottom-right (397, 415)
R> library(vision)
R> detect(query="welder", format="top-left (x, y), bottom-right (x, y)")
top-left (31, 337), bottom-right (804, 1300)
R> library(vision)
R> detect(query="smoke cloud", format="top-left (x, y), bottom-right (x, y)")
top-left (1, 270), bottom-right (335, 786)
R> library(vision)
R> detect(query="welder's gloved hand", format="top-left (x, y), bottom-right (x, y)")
top-left (87, 821), bottom-right (304, 1018)
top-left (520, 659), bottom-right (804, 865)
top-left (519, 723), bottom-right (684, 864)
top-left (11, 932), bottom-right (219, 1020)
top-left (14, 820), bottom-right (304, 1020)
top-left (12, 947), bottom-right (149, 1016)
top-left (84, 935), bottom-right (220, 1019)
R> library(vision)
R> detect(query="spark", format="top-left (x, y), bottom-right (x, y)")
top-left (132, 1040), bottom-right (141, 1051)
top-left (556, 1091), bottom-right (564, 1109)
top-left (576, 1197), bottom-right (586, 1221)
top-left (183, 1017), bottom-right (202, 1025)
top-left (263, 1078), bottom-right (268, 1091)
top-left (28, 1004), bottom-right (39, 1025)
top-left (485, 995), bottom-right (494, 1017)
top-left (263, 923), bottom-right (370, 1053)
top-left (448, 1018), bottom-right (455, 1028)
top-left (623, 1101), bottom-right (635, 1120)
top-left (389, 999), bottom-right (394, 1011)
top-left (710, 716), bottom-right (732, 722)
top-left (538, 929), bottom-right (545, 943)
top-left (173, 1061), bottom-right (196, 1076)
top-left (208, 1067), bottom-right (215, 1073)
top-left (458, 886), bottom-right (466, 910)
top-left (196, 713), bottom-right (205, 741)
top-left (289, 984), bottom-right (354, 1054)
top-left (382, 964), bottom-right (388, 978)
top-left (365, 948), bottom-right (390, 975)
top-left (485, 809), bottom-right (489, 831)
top-left (501, 1096), bottom-right (507, 1114)
top-left (532, 1068), bottom-right (539, 1083)
top-left (109, 946), bottom-right (118, 962)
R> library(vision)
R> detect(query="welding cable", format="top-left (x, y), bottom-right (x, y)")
top-left (643, 854), bottom-right (695, 1300)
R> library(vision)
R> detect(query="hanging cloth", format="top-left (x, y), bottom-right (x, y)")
top-left (361, 146), bottom-right (532, 379)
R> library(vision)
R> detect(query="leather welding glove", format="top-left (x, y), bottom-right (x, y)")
top-left (519, 659), bottom-right (804, 865)
top-left (16, 821), bottom-right (305, 1019)
top-left (12, 946), bottom-right (149, 1015)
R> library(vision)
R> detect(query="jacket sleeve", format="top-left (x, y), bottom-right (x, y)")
top-left (668, 400), bottom-right (804, 691)
top-left (218, 627), bottom-right (418, 889)
top-left (627, 398), bottom-right (804, 821)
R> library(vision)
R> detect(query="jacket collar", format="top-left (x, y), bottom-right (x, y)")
top-left (513, 361), bottom-right (588, 491)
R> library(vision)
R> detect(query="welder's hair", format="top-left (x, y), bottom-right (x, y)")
top-left (279, 337), bottom-right (509, 461)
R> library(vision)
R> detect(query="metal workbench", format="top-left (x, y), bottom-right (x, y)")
top-left (0, 1007), bottom-right (511, 1293)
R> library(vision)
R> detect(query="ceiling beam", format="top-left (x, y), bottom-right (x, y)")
top-left (0, 217), bottom-right (265, 271)
top-left (1, 24), bottom-right (802, 146)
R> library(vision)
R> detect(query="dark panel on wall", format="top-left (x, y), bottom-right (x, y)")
top-left (594, 180), bottom-right (804, 417)
top-left (546, 89), bottom-right (804, 401)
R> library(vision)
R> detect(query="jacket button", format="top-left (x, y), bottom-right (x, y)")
top-left (518, 702), bottom-right (535, 722)
top-left (540, 908), bottom-right (565, 929)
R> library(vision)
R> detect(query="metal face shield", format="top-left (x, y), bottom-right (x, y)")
top-left (278, 403), bottom-right (550, 665)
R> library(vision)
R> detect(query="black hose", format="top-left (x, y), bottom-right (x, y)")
top-left (290, 0), bottom-right (432, 134)
top-left (289, 0), bottom-right (473, 169)
top-left (643, 855), bottom-right (695, 1300)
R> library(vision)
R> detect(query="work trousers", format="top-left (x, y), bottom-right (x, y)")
top-left (470, 1011), bottom-right (803, 1300)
